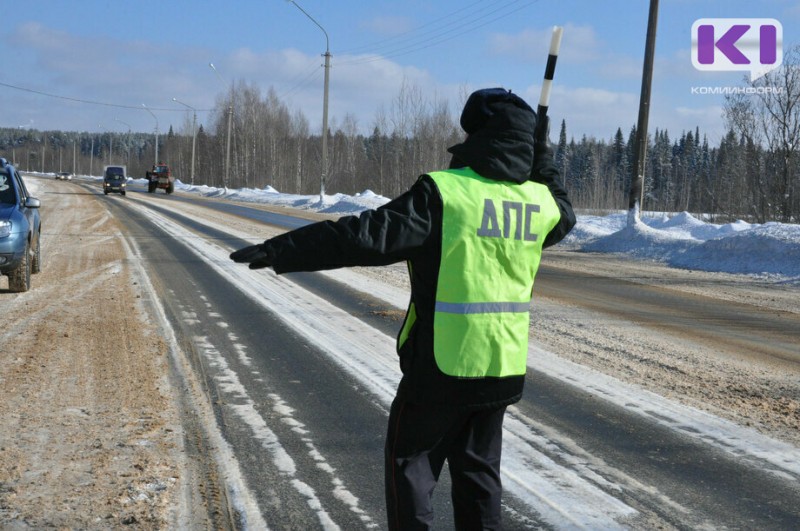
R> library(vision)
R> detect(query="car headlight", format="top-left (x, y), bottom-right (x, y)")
top-left (0, 220), bottom-right (11, 238)
top-left (121, 182), bottom-right (126, 187)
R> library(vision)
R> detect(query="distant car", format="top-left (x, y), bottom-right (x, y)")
top-left (55, 171), bottom-right (73, 180)
top-left (0, 158), bottom-right (42, 292)
top-left (103, 165), bottom-right (127, 196)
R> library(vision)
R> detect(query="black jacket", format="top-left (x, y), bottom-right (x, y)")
top-left (263, 106), bottom-right (575, 408)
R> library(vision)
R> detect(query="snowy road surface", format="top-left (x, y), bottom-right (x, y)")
top-left (101, 183), bottom-right (799, 529)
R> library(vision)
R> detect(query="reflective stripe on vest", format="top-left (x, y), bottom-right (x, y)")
top-left (424, 167), bottom-right (561, 378)
top-left (435, 301), bottom-right (531, 314)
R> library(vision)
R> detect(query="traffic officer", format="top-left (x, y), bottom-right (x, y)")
top-left (231, 87), bottom-right (575, 530)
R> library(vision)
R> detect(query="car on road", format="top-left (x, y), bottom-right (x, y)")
top-left (55, 171), bottom-right (73, 180)
top-left (0, 157), bottom-right (42, 292)
top-left (103, 165), bottom-right (127, 196)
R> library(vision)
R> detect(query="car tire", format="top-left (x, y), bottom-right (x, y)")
top-left (104, 190), bottom-right (109, 195)
top-left (8, 242), bottom-right (31, 293)
top-left (31, 233), bottom-right (41, 274)
top-left (121, 191), bottom-right (126, 196)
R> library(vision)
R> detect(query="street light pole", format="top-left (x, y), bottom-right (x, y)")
top-left (142, 103), bottom-right (160, 165)
top-left (287, 0), bottom-right (331, 200)
top-left (209, 63), bottom-right (232, 189)
top-left (115, 118), bottom-right (132, 165)
top-left (173, 98), bottom-right (197, 185)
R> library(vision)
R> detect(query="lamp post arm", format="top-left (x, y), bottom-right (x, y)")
top-left (287, 0), bottom-right (329, 53)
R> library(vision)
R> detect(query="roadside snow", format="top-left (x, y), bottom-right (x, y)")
top-left (172, 179), bottom-right (800, 281)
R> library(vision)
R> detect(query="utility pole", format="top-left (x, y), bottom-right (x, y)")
top-left (321, 48), bottom-right (330, 199)
top-left (142, 103), bottom-right (160, 165)
top-left (628, 0), bottom-right (659, 225)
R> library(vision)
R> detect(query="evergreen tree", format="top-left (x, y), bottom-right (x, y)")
top-left (555, 119), bottom-right (568, 182)
top-left (611, 127), bottom-right (627, 193)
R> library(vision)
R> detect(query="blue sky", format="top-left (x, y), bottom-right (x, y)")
top-left (2, 0), bottom-right (798, 145)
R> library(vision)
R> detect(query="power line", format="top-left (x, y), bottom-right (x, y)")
top-left (277, 64), bottom-right (324, 101)
top-left (0, 80), bottom-right (214, 112)
top-left (338, 0), bottom-right (490, 55)
top-left (337, 0), bottom-right (538, 66)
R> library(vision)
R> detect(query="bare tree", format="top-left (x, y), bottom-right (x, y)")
top-left (725, 45), bottom-right (800, 222)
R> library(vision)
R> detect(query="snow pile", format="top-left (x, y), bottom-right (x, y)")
top-left (668, 222), bottom-right (800, 277)
top-left (178, 181), bottom-right (390, 213)
top-left (570, 212), bottom-right (800, 278)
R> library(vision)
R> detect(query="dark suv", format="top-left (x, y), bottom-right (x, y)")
top-left (0, 158), bottom-right (42, 292)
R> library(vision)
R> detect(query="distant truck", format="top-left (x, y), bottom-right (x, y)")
top-left (146, 163), bottom-right (175, 194)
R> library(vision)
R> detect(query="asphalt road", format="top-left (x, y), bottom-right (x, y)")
top-left (536, 263), bottom-right (800, 368)
top-left (103, 185), bottom-right (800, 530)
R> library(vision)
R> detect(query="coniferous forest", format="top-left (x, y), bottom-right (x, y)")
top-left (2, 50), bottom-right (798, 224)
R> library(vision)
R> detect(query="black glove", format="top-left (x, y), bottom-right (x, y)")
top-left (535, 114), bottom-right (550, 147)
top-left (534, 114), bottom-right (553, 164)
top-left (230, 243), bottom-right (274, 270)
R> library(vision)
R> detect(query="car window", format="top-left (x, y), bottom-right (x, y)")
top-left (13, 170), bottom-right (29, 202)
top-left (0, 170), bottom-right (18, 205)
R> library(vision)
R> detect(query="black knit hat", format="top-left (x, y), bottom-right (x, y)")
top-left (460, 87), bottom-right (535, 135)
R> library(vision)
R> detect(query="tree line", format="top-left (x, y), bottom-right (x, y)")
top-left (2, 53), bottom-right (798, 223)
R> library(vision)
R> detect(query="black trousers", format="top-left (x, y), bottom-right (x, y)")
top-left (385, 397), bottom-right (506, 530)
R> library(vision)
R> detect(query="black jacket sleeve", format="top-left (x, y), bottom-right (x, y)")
top-left (263, 179), bottom-right (438, 274)
top-left (532, 141), bottom-right (576, 248)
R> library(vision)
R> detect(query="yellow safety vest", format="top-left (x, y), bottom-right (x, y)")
top-left (400, 167), bottom-right (561, 378)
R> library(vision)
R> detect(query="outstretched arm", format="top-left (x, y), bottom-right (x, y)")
top-left (231, 179), bottom-right (439, 273)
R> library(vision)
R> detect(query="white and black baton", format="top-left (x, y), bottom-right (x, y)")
top-left (537, 26), bottom-right (563, 123)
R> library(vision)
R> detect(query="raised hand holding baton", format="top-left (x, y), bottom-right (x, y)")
top-left (537, 26), bottom-right (563, 140)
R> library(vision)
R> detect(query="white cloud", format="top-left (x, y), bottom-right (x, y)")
top-left (489, 23), bottom-right (607, 64)
top-left (359, 15), bottom-right (414, 37)
top-left (520, 84), bottom-right (639, 141)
